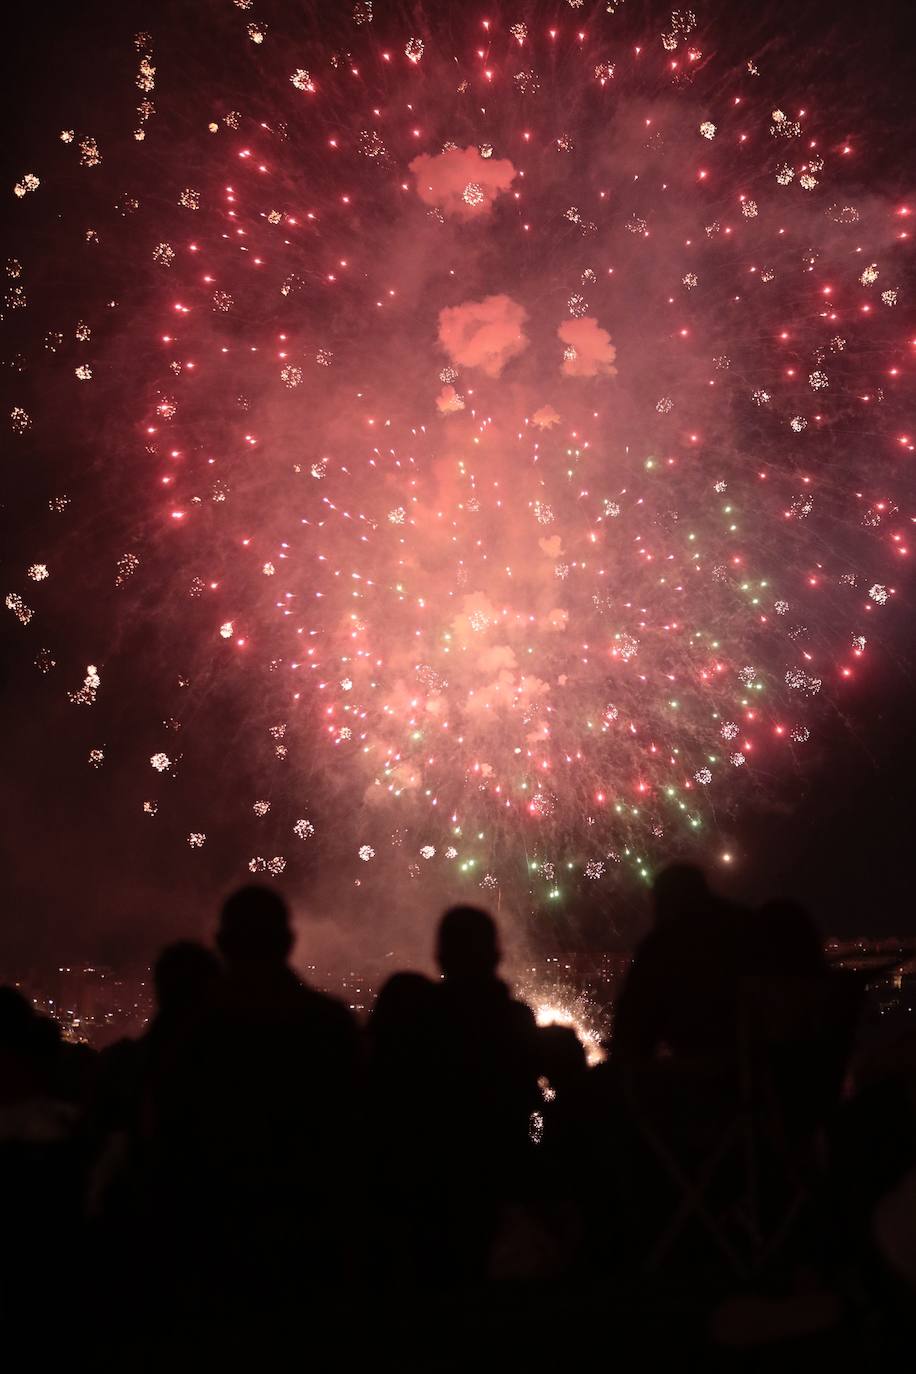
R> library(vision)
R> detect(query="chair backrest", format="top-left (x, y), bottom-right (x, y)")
top-left (612, 1051), bottom-right (820, 1284)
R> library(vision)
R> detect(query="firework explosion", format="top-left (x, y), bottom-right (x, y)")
top-left (532, 991), bottom-right (609, 1067)
top-left (4, 3), bottom-right (912, 935)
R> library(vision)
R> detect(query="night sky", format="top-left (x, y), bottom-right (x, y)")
top-left (1, 0), bottom-right (914, 975)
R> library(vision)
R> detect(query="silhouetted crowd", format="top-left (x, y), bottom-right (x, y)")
top-left (2, 866), bottom-right (916, 1365)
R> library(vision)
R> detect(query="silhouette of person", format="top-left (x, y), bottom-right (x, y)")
top-left (366, 971), bottom-right (439, 1282)
top-left (147, 887), bottom-right (360, 1307)
top-left (91, 941), bottom-right (221, 1153)
top-left (368, 970), bottom-right (438, 1078)
top-left (0, 987), bottom-right (84, 1334)
top-left (613, 864), bottom-right (748, 1060)
top-left (0, 986), bottom-right (46, 1106)
top-left (83, 940), bottom-right (223, 1323)
top-left (433, 906), bottom-right (543, 1146)
top-left (744, 899), bottom-right (863, 1139)
top-left (535, 1021), bottom-right (590, 1203)
top-left (538, 1022), bottom-right (588, 1098)
top-left (154, 939), bottom-right (223, 1015)
top-left (421, 905), bottom-right (544, 1281)
top-left (0, 984), bottom-right (81, 1119)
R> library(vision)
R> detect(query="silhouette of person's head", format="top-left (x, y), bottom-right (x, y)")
top-left (0, 985), bottom-right (36, 1050)
top-left (372, 972), bottom-right (437, 1031)
top-left (754, 899), bottom-right (825, 976)
top-left (0, 988), bottom-right (60, 1093)
top-left (539, 1023), bottom-right (589, 1090)
top-left (217, 886), bottom-right (294, 969)
top-left (370, 972), bottom-right (437, 1061)
top-left (652, 863), bottom-right (711, 925)
top-left (154, 940), bottom-right (221, 1015)
top-left (436, 905), bottom-right (500, 979)
top-left (30, 1014), bottom-right (62, 1058)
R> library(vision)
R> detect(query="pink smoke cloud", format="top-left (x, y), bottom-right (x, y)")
top-left (436, 384), bottom-right (465, 415)
top-left (439, 294), bottom-right (529, 377)
top-left (409, 145), bottom-right (516, 218)
top-left (558, 317), bottom-right (618, 378)
top-left (477, 644), bottom-right (517, 674)
top-left (532, 404), bottom-right (561, 429)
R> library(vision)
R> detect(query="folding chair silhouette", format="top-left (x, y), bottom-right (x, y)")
top-left (616, 1040), bottom-right (821, 1282)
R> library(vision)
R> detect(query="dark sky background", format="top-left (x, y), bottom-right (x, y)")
top-left (1, 0), bottom-right (914, 974)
